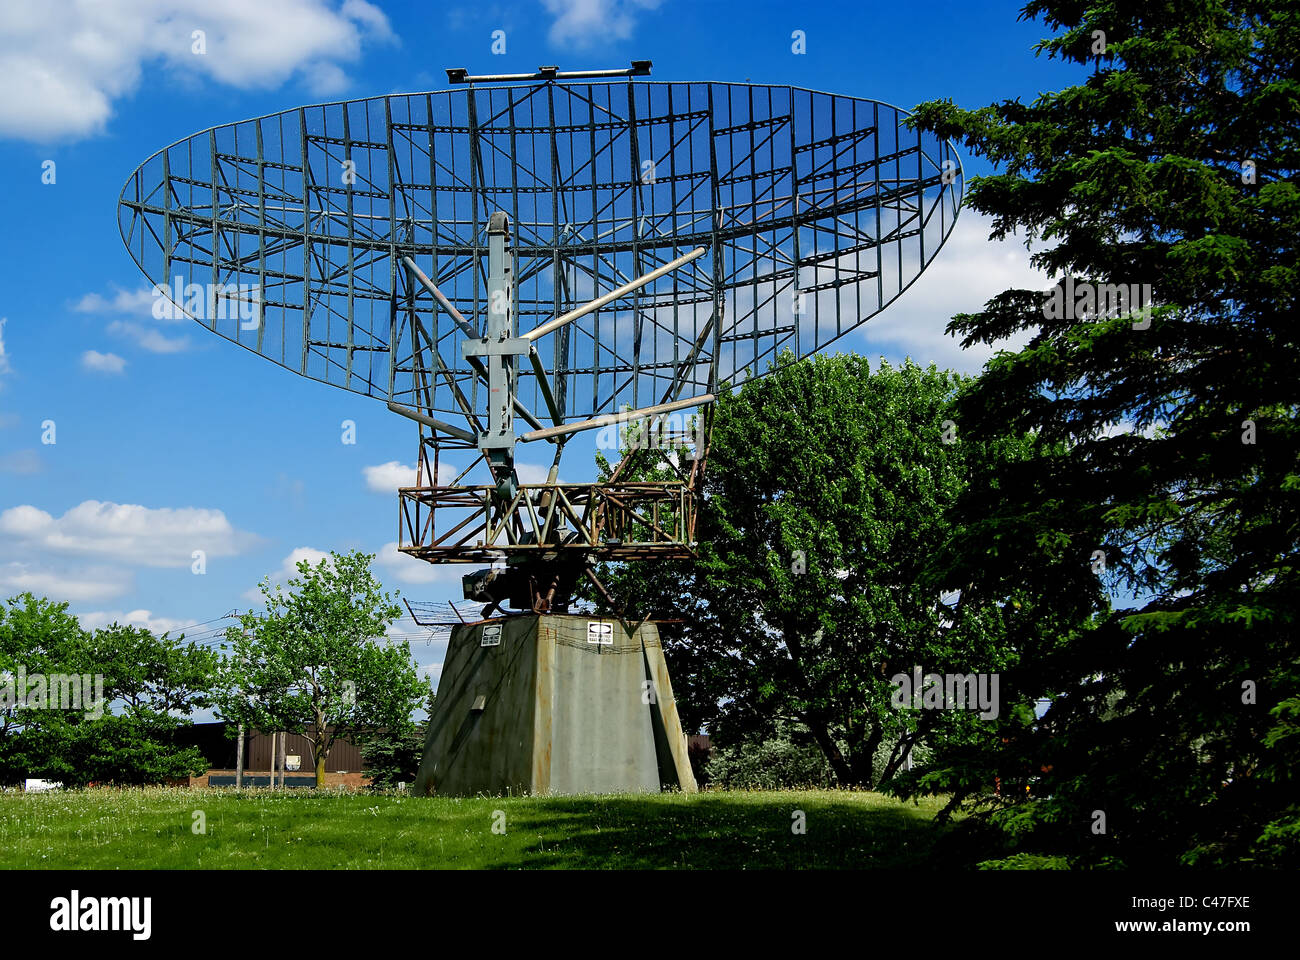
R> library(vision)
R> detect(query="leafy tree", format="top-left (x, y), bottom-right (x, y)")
top-left (0, 593), bottom-right (217, 786)
top-left (897, 0), bottom-right (1300, 865)
top-left (588, 354), bottom-right (1044, 788)
top-left (359, 690), bottom-right (434, 790)
top-left (72, 623), bottom-right (217, 785)
top-left (218, 550), bottom-right (426, 787)
top-left (0, 593), bottom-right (86, 785)
top-left (704, 720), bottom-right (833, 790)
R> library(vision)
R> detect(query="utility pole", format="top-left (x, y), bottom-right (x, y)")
top-left (233, 620), bottom-right (250, 789)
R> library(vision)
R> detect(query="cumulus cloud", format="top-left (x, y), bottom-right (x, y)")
top-left (0, 562), bottom-right (133, 603)
top-left (374, 541), bottom-right (463, 587)
top-left (272, 546), bottom-right (332, 577)
top-left (77, 284), bottom-right (194, 352)
top-left (106, 320), bottom-right (192, 354)
top-left (73, 287), bottom-right (158, 317)
top-left (242, 545), bottom-right (332, 602)
top-left (81, 350), bottom-right (126, 374)
top-left (0, 500), bottom-right (257, 567)
top-left (541, 0), bottom-right (661, 50)
top-left (362, 460), bottom-right (417, 493)
top-left (514, 460), bottom-right (563, 485)
top-left (849, 211), bottom-right (1050, 375)
top-left (0, 0), bottom-right (394, 142)
top-left (244, 542), bottom-right (459, 605)
top-left (77, 608), bottom-right (194, 634)
top-left (363, 459), bottom-right (462, 492)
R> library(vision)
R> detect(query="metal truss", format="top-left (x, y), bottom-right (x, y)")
top-left (118, 79), bottom-right (963, 428)
top-left (118, 72), bottom-right (962, 612)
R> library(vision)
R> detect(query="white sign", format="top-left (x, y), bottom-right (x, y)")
top-left (587, 621), bottom-right (614, 645)
top-left (481, 624), bottom-right (502, 647)
top-left (285, 755), bottom-right (301, 772)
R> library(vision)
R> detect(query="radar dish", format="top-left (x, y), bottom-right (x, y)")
top-left (118, 80), bottom-right (962, 424)
top-left (118, 69), bottom-right (964, 614)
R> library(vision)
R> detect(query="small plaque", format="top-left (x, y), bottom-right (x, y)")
top-left (285, 755), bottom-right (301, 771)
top-left (587, 621), bottom-right (614, 645)
top-left (481, 624), bottom-right (502, 647)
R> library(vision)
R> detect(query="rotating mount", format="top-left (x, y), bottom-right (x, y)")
top-left (390, 210), bottom-right (715, 615)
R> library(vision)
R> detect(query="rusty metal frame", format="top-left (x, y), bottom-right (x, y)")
top-left (398, 478), bottom-right (698, 563)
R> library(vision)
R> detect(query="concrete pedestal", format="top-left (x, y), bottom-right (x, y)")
top-left (412, 614), bottom-right (697, 797)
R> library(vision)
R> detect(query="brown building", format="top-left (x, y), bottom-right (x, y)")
top-left (177, 721), bottom-right (371, 790)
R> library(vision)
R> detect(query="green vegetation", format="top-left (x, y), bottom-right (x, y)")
top-left (896, 0), bottom-right (1300, 867)
top-left (0, 787), bottom-right (965, 870)
top-left (3, 551), bottom-right (428, 791)
top-left (589, 356), bottom-right (1043, 790)
top-left (218, 550), bottom-right (427, 788)
top-left (1, 594), bottom-right (217, 787)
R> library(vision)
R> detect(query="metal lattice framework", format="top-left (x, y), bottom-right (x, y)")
top-left (118, 71), bottom-right (963, 612)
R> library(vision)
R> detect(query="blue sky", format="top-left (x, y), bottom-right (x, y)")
top-left (0, 0), bottom-right (1088, 686)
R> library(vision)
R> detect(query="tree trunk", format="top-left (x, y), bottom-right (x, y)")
top-left (847, 722), bottom-right (884, 790)
top-left (313, 706), bottom-right (328, 788)
top-left (878, 732), bottom-right (912, 785)
top-left (803, 712), bottom-right (853, 786)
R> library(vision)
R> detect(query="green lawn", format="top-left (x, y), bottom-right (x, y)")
top-left (0, 787), bottom-right (962, 869)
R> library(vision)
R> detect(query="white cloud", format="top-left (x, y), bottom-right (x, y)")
top-left (106, 319), bottom-right (192, 354)
top-left (0, 500), bottom-right (256, 567)
top-left (81, 350), bottom-right (127, 374)
top-left (374, 541), bottom-right (463, 587)
top-left (78, 284), bottom-right (193, 352)
top-left (73, 287), bottom-right (157, 317)
top-left (274, 546), bottom-right (332, 576)
top-left (541, 0), bottom-right (661, 49)
top-left (363, 459), bottom-right (462, 491)
top-left (0, 562), bottom-right (133, 603)
top-left (245, 542), bottom-right (460, 604)
top-left (515, 461), bottom-right (562, 485)
top-left (0, 0), bottom-right (394, 142)
top-left (77, 286), bottom-right (195, 356)
top-left (855, 211), bottom-right (1049, 375)
top-left (242, 545), bottom-right (332, 602)
top-left (77, 608), bottom-right (193, 634)
top-left (362, 460), bottom-right (417, 493)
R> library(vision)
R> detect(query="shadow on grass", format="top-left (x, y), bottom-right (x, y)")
top-left (478, 792), bottom-right (969, 869)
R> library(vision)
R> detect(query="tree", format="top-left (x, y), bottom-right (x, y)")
top-left (72, 623), bottom-right (218, 785)
top-left (588, 354), bottom-right (1043, 788)
top-left (0, 593), bottom-right (217, 786)
top-left (359, 690), bottom-right (434, 790)
top-left (0, 593), bottom-right (86, 786)
top-left (897, 0), bottom-right (1300, 865)
top-left (218, 550), bottom-right (426, 787)
top-left (704, 720), bottom-right (833, 790)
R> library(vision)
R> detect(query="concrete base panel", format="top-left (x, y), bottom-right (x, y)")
top-left (412, 614), bottom-right (697, 797)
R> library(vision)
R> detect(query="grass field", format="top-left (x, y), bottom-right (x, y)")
top-left (0, 787), bottom-right (964, 869)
